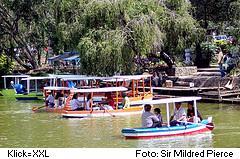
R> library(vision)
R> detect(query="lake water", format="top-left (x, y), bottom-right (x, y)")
top-left (0, 97), bottom-right (239, 148)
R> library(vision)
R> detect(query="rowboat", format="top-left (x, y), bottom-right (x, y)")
top-left (121, 97), bottom-right (214, 139)
top-left (61, 87), bottom-right (144, 118)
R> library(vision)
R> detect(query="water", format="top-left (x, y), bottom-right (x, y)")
top-left (0, 97), bottom-right (239, 148)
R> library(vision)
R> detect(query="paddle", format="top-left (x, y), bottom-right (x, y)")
top-left (99, 105), bottom-right (115, 117)
top-left (32, 105), bottom-right (46, 111)
top-left (104, 108), bottom-right (116, 117)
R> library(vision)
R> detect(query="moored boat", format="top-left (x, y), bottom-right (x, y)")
top-left (122, 97), bottom-right (214, 139)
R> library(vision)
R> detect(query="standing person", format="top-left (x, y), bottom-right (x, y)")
top-left (123, 93), bottom-right (130, 109)
top-left (152, 72), bottom-right (159, 87)
top-left (142, 104), bottom-right (159, 128)
top-left (153, 108), bottom-right (163, 127)
top-left (217, 47), bottom-right (225, 77)
top-left (170, 102), bottom-right (186, 126)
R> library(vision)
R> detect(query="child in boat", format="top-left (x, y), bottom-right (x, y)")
top-left (142, 104), bottom-right (159, 128)
top-left (187, 101), bottom-right (203, 122)
top-left (153, 108), bottom-right (163, 127)
top-left (70, 94), bottom-right (84, 111)
top-left (46, 91), bottom-right (55, 108)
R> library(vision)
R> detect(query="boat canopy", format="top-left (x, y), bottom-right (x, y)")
top-left (48, 74), bottom-right (86, 79)
top-left (2, 75), bottom-right (30, 78)
top-left (71, 87), bottom-right (128, 93)
top-left (60, 76), bottom-right (108, 81)
top-left (130, 97), bottom-right (201, 105)
top-left (21, 76), bottom-right (57, 80)
top-left (44, 86), bottom-right (73, 91)
top-left (113, 74), bottom-right (152, 80)
top-left (130, 96), bottom-right (201, 126)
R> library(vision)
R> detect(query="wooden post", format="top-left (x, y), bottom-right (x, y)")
top-left (218, 81), bottom-right (222, 102)
top-left (142, 78), bottom-right (145, 95)
top-left (132, 80), bottom-right (135, 97)
top-left (136, 79), bottom-right (138, 96)
top-left (116, 91), bottom-right (119, 110)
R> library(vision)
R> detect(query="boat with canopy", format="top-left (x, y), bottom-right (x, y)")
top-left (1, 74), bottom-right (30, 96)
top-left (32, 86), bottom-right (73, 112)
top-left (61, 86), bottom-right (145, 118)
top-left (121, 97), bottom-right (214, 139)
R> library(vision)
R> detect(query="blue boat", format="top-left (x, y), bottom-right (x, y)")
top-left (122, 97), bottom-right (214, 139)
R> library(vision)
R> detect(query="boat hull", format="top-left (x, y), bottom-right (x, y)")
top-left (62, 106), bottom-right (143, 118)
top-left (122, 120), bottom-right (214, 139)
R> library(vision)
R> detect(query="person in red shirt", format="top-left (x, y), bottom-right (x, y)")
top-left (106, 93), bottom-right (115, 109)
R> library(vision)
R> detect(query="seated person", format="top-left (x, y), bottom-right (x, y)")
top-left (152, 108), bottom-right (163, 127)
top-left (70, 94), bottom-right (84, 111)
top-left (142, 104), bottom-right (159, 128)
top-left (46, 91), bottom-right (55, 108)
top-left (170, 102), bottom-right (186, 126)
top-left (86, 93), bottom-right (99, 110)
top-left (102, 93), bottom-right (115, 110)
top-left (55, 92), bottom-right (64, 107)
top-left (187, 101), bottom-right (203, 122)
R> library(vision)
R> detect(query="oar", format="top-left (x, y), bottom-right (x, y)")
top-left (99, 105), bottom-right (115, 117)
top-left (104, 108), bottom-right (116, 117)
top-left (32, 105), bottom-right (46, 111)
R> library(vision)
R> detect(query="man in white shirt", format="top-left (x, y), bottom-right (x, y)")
top-left (142, 104), bottom-right (159, 128)
top-left (170, 102), bottom-right (186, 126)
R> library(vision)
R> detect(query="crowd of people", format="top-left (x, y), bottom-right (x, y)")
top-left (141, 102), bottom-right (203, 128)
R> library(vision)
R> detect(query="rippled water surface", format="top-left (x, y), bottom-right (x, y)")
top-left (0, 97), bottom-right (239, 148)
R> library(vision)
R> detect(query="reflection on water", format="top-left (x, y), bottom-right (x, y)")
top-left (136, 132), bottom-right (213, 148)
top-left (0, 98), bottom-right (239, 147)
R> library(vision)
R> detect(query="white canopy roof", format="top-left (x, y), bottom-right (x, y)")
top-left (130, 97), bottom-right (201, 105)
top-left (21, 76), bottom-right (57, 80)
top-left (43, 86), bottom-right (73, 91)
top-left (2, 75), bottom-right (30, 78)
top-left (60, 76), bottom-right (108, 81)
top-left (113, 74), bottom-right (152, 80)
top-left (48, 74), bottom-right (86, 78)
top-left (71, 87), bottom-right (128, 93)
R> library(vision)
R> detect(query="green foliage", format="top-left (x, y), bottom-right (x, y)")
top-left (0, 0), bottom-right (211, 74)
top-left (0, 54), bottom-right (13, 75)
